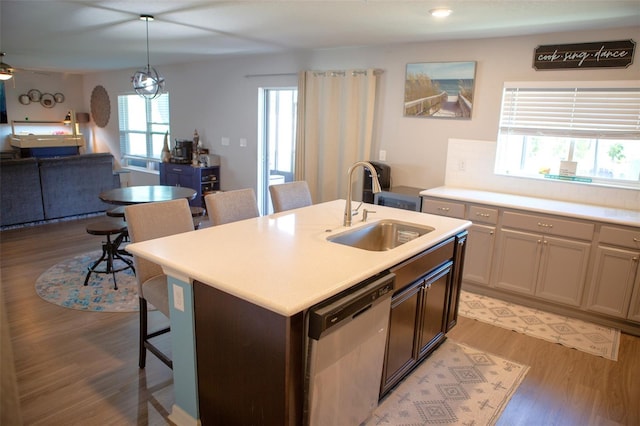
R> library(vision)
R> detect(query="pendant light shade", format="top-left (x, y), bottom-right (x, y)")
top-left (0, 52), bottom-right (15, 81)
top-left (131, 15), bottom-right (164, 99)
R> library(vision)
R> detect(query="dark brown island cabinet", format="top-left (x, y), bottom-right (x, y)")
top-left (193, 231), bottom-right (467, 425)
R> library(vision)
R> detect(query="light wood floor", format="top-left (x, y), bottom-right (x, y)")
top-left (1, 217), bottom-right (639, 425)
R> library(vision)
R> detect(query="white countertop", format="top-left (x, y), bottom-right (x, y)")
top-left (126, 200), bottom-right (471, 316)
top-left (421, 187), bottom-right (640, 227)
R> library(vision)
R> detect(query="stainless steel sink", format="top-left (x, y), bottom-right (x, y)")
top-left (328, 219), bottom-right (434, 251)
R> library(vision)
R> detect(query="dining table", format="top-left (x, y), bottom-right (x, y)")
top-left (99, 185), bottom-right (197, 206)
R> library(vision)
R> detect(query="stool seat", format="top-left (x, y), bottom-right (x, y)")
top-left (84, 219), bottom-right (134, 290)
top-left (106, 206), bottom-right (126, 218)
top-left (86, 219), bottom-right (128, 234)
top-left (190, 206), bottom-right (206, 217)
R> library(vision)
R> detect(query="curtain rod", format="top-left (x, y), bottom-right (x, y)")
top-left (244, 69), bottom-right (385, 78)
top-left (244, 72), bottom-right (298, 78)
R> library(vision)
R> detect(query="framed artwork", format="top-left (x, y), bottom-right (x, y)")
top-left (0, 82), bottom-right (7, 124)
top-left (403, 61), bottom-right (476, 119)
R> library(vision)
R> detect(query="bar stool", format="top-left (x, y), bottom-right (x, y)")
top-left (84, 219), bottom-right (135, 290)
top-left (106, 205), bottom-right (126, 218)
top-left (190, 206), bottom-right (206, 229)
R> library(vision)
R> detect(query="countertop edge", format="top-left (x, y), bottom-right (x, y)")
top-left (421, 187), bottom-right (639, 227)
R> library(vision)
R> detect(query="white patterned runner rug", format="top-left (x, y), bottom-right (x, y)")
top-left (458, 290), bottom-right (620, 361)
top-left (365, 340), bottom-right (529, 426)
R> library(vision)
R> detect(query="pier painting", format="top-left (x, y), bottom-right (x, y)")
top-left (403, 61), bottom-right (476, 119)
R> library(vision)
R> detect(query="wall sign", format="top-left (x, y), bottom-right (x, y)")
top-left (533, 39), bottom-right (635, 70)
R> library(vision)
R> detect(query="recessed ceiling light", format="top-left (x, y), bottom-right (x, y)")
top-left (429, 8), bottom-right (452, 18)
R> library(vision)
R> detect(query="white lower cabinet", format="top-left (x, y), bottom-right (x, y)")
top-left (422, 194), bottom-right (639, 333)
top-left (587, 226), bottom-right (640, 320)
top-left (463, 224), bottom-right (496, 286)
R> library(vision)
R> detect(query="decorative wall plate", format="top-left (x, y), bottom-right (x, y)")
top-left (28, 89), bottom-right (42, 102)
top-left (54, 92), bottom-right (65, 103)
top-left (19, 94), bottom-right (31, 105)
top-left (40, 93), bottom-right (56, 108)
top-left (90, 85), bottom-right (111, 128)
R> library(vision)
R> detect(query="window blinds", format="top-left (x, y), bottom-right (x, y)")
top-left (499, 84), bottom-right (640, 140)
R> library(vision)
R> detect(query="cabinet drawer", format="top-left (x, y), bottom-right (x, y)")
top-left (166, 165), bottom-right (194, 175)
top-left (422, 199), bottom-right (465, 219)
top-left (599, 226), bottom-right (640, 250)
top-left (390, 238), bottom-right (454, 290)
top-left (468, 205), bottom-right (498, 225)
top-left (502, 211), bottom-right (594, 240)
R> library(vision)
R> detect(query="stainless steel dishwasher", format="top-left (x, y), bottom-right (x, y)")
top-left (305, 272), bottom-right (394, 426)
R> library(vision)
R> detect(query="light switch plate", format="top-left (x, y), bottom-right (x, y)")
top-left (240, 138), bottom-right (247, 147)
top-left (221, 137), bottom-right (230, 146)
top-left (173, 283), bottom-right (184, 312)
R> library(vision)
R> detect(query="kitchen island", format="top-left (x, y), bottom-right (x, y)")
top-left (126, 199), bottom-right (471, 425)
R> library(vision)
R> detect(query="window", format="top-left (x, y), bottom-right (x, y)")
top-left (117, 93), bottom-right (170, 170)
top-left (495, 81), bottom-right (640, 189)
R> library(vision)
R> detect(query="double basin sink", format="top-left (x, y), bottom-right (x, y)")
top-left (328, 219), bottom-right (434, 251)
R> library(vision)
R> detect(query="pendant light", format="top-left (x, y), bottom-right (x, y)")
top-left (131, 15), bottom-right (165, 99)
top-left (0, 52), bottom-right (15, 81)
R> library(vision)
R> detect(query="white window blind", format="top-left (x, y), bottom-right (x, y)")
top-left (499, 83), bottom-right (640, 140)
top-left (118, 93), bottom-right (170, 163)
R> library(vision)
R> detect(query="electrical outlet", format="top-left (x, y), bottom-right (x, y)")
top-left (221, 137), bottom-right (230, 146)
top-left (240, 138), bottom-right (247, 147)
top-left (458, 160), bottom-right (466, 171)
top-left (173, 284), bottom-right (184, 312)
top-left (379, 150), bottom-right (387, 161)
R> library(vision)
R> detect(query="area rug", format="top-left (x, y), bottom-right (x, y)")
top-left (365, 339), bottom-right (529, 426)
top-left (458, 290), bottom-right (620, 361)
top-left (35, 250), bottom-right (139, 312)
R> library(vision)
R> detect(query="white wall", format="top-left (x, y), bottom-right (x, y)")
top-left (4, 25), bottom-right (638, 207)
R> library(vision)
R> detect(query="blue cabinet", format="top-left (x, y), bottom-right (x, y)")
top-left (159, 163), bottom-right (220, 207)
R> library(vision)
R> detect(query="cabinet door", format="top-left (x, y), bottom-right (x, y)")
top-left (381, 281), bottom-right (421, 395)
top-left (494, 229), bottom-right (541, 295)
top-left (463, 224), bottom-right (495, 286)
top-left (535, 236), bottom-right (591, 307)
top-left (587, 246), bottom-right (639, 318)
top-left (446, 233), bottom-right (467, 332)
top-left (628, 269), bottom-right (640, 323)
top-left (417, 263), bottom-right (451, 359)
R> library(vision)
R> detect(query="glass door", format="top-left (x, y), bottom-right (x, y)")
top-left (258, 87), bottom-right (298, 215)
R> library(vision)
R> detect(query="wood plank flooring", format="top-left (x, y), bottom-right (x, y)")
top-left (1, 216), bottom-right (639, 425)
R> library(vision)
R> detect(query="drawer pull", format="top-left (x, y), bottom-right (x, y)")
top-left (634, 237), bottom-right (640, 242)
top-left (437, 207), bottom-right (451, 212)
top-left (537, 222), bottom-right (553, 228)
top-left (476, 212), bottom-right (491, 217)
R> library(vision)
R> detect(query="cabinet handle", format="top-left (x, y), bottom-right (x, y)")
top-left (489, 231), bottom-right (494, 235)
top-left (476, 212), bottom-right (490, 217)
top-left (172, 168), bottom-right (182, 172)
top-left (633, 257), bottom-right (639, 262)
top-left (537, 222), bottom-right (553, 229)
top-left (438, 207), bottom-right (450, 212)
top-left (634, 237), bottom-right (640, 242)
top-left (537, 239), bottom-right (542, 244)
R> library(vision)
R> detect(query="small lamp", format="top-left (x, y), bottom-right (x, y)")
top-left (0, 52), bottom-right (15, 81)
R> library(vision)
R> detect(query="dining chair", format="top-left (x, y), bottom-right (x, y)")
top-left (204, 188), bottom-right (260, 226)
top-left (124, 199), bottom-right (195, 369)
top-left (269, 180), bottom-right (313, 213)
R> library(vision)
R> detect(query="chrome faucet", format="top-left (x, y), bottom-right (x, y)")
top-left (344, 161), bottom-right (382, 227)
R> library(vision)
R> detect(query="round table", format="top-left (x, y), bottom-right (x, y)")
top-left (99, 185), bottom-right (197, 205)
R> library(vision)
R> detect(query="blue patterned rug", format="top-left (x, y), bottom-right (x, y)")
top-left (35, 250), bottom-right (139, 312)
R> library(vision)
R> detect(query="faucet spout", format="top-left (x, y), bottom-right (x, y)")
top-left (344, 161), bottom-right (382, 227)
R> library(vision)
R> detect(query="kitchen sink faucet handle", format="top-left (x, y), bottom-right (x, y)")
top-left (362, 209), bottom-right (376, 222)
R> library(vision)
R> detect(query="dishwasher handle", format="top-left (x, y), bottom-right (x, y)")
top-left (308, 272), bottom-right (394, 340)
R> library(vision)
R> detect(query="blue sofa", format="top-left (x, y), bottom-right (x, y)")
top-left (1, 153), bottom-right (119, 227)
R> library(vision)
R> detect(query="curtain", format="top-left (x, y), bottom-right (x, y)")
top-left (295, 69), bottom-right (380, 203)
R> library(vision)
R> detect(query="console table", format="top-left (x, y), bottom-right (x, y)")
top-left (159, 163), bottom-right (220, 208)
